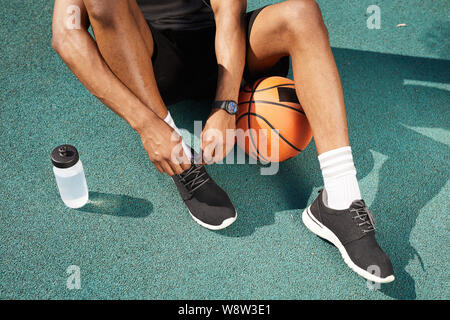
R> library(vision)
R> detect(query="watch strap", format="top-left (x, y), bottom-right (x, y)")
top-left (213, 100), bottom-right (238, 114)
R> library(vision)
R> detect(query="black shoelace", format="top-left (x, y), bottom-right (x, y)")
top-left (179, 164), bottom-right (210, 193)
top-left (350, 201), bottom-right (376, 233)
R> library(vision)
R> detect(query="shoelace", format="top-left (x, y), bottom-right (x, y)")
top-left (179, 164), bottom-right (210, 194)
top-left (350, 201), bottom-right (376, 233)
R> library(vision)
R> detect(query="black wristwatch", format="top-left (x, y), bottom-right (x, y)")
top-left (213, 100), bottom-right (239, 115)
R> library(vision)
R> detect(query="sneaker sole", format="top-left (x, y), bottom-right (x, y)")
top-left (302, 206), bottom-right (395, 284)
top-left (188, 209), bottom-right (237, 231)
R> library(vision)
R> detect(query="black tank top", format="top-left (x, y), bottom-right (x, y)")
top-left (137, 0), bottom-right (214, 30)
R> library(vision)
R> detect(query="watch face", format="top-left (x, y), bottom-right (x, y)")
top-left (227, 101), bottom-right (238, 114)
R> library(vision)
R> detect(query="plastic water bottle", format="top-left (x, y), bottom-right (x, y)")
top-left (51, 145), bottom-right (89, 208)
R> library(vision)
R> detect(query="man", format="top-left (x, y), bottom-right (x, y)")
top-left (52, 0), bottom-right (394, 283)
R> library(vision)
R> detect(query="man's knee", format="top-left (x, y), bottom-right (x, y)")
top-left (282, 0), bottom-right (328, 40)
top-left (84, 0), bottom-right (128, 26)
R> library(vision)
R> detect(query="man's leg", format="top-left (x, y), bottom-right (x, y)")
top-left (246, 0), bottom-right (394, 283)
top-left (83, 0), bottom-right (167, 118)
top-left (247, 0), bottom-right (360, 210)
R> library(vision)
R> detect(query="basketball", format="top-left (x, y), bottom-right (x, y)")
top-left (236, 76), bottom-right (312, 163)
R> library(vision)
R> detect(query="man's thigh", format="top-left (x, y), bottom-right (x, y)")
top-left (245, 4), bottom-right (291, 83)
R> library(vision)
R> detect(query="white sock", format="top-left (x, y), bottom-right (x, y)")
top-left (163, 112), bottom-right (192, 160)
top-left (318, 146), bottom-right (362, 210)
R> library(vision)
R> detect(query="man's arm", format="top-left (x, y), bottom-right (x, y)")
top-left (201, 0), bottom-right (247, 163)
top-left (211, 0), bottom-right (247, 101)
top-left (52, 0), bottom-right (189, 174)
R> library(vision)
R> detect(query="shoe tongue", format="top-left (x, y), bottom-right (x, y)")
top-left (350, 199), bottom-right (366, 209)
top-left (349, 199), bottom-right (376, 229)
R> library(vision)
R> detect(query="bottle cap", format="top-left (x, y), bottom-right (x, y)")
top-left (51, 145), bottom-right (80, 168)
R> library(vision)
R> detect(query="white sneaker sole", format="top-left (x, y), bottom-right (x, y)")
top-left (188, 209), bottom-right (237, 230)
top-left (302, 206), bottom-right (395, 284)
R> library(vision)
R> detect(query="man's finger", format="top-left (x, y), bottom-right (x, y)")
top-left (180, 159), bottom-right (191, 171)
top-left (180, 150), bottom-right (191, 165)
top-left (161, 161), bottom-right (175, 176)
top-left (169, 160), bottom-right (184, 175)
top-left (202, 141), bottom-right (217, 164)
top-left (155, 163), bottom-right (164, 173)
top-left (201, 130), bottom-right (213, 148)
top-left (173, 147), bottom-right (191, 171)
top-left (154, 163), bottom-right (164, 173)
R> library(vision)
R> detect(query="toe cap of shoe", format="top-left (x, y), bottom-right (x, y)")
top-left (344, 234), bottom-right (394, 278)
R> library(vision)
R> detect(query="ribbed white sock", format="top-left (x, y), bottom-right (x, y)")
top-left (163, 112), bottom-right (192, 160)
top-left (318, 146), bottom-right (362, 210)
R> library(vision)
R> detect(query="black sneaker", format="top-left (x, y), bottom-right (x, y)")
top-left (172, 162), bottom-right (237, 230)
top-left (302, 189), bottom-right (394, 283)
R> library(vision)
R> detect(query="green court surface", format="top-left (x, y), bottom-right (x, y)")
top-left (1, 0), bottom-right (449, 300)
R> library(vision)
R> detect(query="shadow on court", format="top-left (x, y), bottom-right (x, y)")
top-left (420, 20), bottom-right (450, 60)
top-left (335, 48), bottom-right (449, 300)
top-left (169, 48), bottom-right (450, 300)
top-left (77, 191), bottom-right (153, 218)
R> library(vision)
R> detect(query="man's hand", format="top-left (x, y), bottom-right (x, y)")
top-left (201, 108), bottom-right (236, 164)
top-left (138, 118), bottom-right (191, 176)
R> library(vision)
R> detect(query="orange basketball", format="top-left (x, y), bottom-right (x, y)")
top-left (236, 76), bottom-right (312, 162)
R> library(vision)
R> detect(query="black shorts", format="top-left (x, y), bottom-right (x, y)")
top-left (148, 7), bottom-right (290, 106)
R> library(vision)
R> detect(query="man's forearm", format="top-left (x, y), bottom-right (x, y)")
top-left (211, 0), bottom-right (247, 102)
top-left (53, 27), bottom-right (158, 131)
